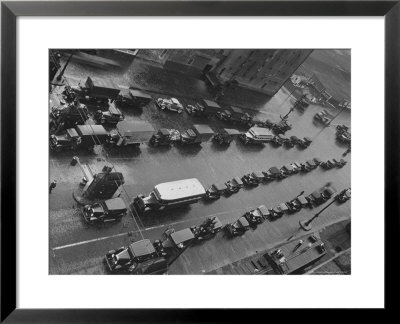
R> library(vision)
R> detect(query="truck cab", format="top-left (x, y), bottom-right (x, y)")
top-left (49, 128), bottom-right (82, 152)
top-left (94, 104), bottom-right (125, 126)
top-left (108, 120), bottom-right (155, 147)
top-left (149, 128), bottom-right (179, 147)
top-left (116, 89), bottom-right (152, 109)
top-left (179, 124), bottom-right (214, 145)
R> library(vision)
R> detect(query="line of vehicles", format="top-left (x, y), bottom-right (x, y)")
top-left (75, 156), bottom-right (348, 225)
top-left (51, 73), bottom-right (351, 275)
top-left (132, 157), bottom-right (346, 216)
top-left (103, 185), bottom-right (350, 274)
top-left (104, 216), bottom-right (223, 274)
top-left (224, 186), bottom-right (351, 237)
top-left (204, 157), bottom-right (347, 201)
top-left (60, 75), bottom-right (293, 137)
top-left (156, 95), bottom-right (293, 134)
top-left (50, 118), bottom-right (312, 152)
top-left (51, 76), bottom-right (311, 153)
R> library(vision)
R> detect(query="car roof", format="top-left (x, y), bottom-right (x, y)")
top-left (297, 195), bottom-right (308, 204)
top-left (158, 128), bottom-right (171, 136)
top-left (129, 239), bottom-right (156, 258)
top-left (269, 166), bottom-right (280, 174)
top-left (258, 205), bottom-right (270, 216)
top-left (311, 191), bottom-right (321, 198)
top-left (203, 99), bottom-right (221, 109)
top-left (193, 124), bottom-right (214, 135)
top-left (233, 176), bottom-right (243, 184)
top-left (238, 217), bottom-right (249, 227)
top-left (230, 106), bottom-right (245, 114)
top-left (284, 164), bottom-right (293, 170)
top-left (170, 228), bottom-right (195, 245)
top-left (252, 170), bottom-right (265, 177)
top-left (213, 183), bottom-right (227, 191)
top-left (324, 187), bottom-right (336, 194)
top-left (279, 203), bottom-right (288, 210)
top-left (103, 197), bottom-right (127, 211)
top-left (171, 98), bottom-right (181, 104)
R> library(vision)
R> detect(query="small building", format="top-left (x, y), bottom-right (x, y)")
top-left (266, 234), bottom-right (327, 274)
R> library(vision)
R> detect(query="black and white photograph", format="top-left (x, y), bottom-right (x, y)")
top-left (49, 49), bottom-right (351, 275)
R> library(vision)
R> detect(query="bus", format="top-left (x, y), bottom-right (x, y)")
top-left (133, 178), bottom-right (206, 214)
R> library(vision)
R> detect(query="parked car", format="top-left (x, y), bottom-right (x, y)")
top-left (270, 203), bottom-right (289, 218)
top-left (82, 197), bottom-right (127, 223)
top-left (205, 183), bottom-right (228, 200)
top-left (298, 137), bottom-right (312, 148)
top-left (321, 160), bottom-right (335, 169)
top-left (321, 187), bottom-right (337, 200)
top-left (242, 173), bottom-right (259, 186)
top-left (291, 162), bottom-right (302, 173)
top-left (149, 128), bottom-right (179, 147)
top-left (281, 164), bottom-right (295, 175)
top-left (225, 217), bottom-right (250, 237)
top-left (336, 188), bottom-right (351, 203)
top-left (178, 124), bottom-right (214, 145)
top-left (225, 176), bottom-right (244, 193)
top-left (190, 216), bottom-right (223, 242)
top-left (308, 191), bottom-right (325, 205)
top-left (313, 157), bottom-right (322, 166)
top-left (212, 128), bottom-right (241, 145)
top-left (156, 97), bottom-right (183, 113)
top-left (244, 205), bottom-right (270, 226)
top-left (251, 171), bottom-right (267, 183)
top-left (268, 166), bottom-right (284, 179)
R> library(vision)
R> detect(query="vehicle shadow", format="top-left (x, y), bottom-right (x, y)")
top-left (234, 142), bottom-right (265, 153)
top-left (174, 144), bottom-right (202, 157)
top-left (138, 205), bottom-right (192, 228)
top-left (209, 142), bottom-right (230, 152)
top-left (146, 144), bottom-right (172, 155)
top-left (103, 144), bottom-right (142, 158)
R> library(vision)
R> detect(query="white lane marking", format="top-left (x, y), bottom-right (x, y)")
top-left (52, 207), bottom-right (246, 251)
top-left (52, 232), bottom-right (127, 250)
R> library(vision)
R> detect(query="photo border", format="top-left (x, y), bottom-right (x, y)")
top-left (1, 0), bottom-right (399, 321)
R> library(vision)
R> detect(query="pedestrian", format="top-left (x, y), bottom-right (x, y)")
top-left (49, 180), bottom-right (57, 194)
top-left (297, 190), bottom-right (305, 197)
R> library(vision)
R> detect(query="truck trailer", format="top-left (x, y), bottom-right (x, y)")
top-left (108, 120), bottom-right (155, 146)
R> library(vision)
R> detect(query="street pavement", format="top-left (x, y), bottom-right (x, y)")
top-left (49, 56), bottom-right (351, 274)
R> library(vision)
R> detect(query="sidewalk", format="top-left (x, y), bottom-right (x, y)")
top-left (61, 54), bottom-right (274, 111)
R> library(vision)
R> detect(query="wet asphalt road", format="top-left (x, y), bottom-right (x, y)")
top-left (49, 58), bottom-right (350, 274)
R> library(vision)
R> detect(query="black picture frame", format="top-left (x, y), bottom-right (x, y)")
top-left (1, 0), bottom-right (398, 321)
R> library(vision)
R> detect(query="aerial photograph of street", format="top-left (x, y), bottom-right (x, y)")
top-left (49, 49), bottom-right (351, 275)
